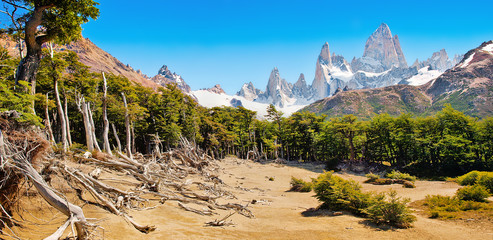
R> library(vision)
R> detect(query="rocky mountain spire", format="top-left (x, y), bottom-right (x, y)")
top-left (237, 82), bottom-right (262, 101)
top-left (312, 43), bottom-right (333, 100)
top-left (362, 23), bottom-right (407, 71)
top-left (258, 67), bottom-right (293, 107)
top-left (319, 42), bottom-right (332, 66)
top-left (292, 73), bottom-right (311, 99)
top-left (151, 65), bottom-right (191, 93)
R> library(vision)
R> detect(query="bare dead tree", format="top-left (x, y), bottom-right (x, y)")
top-left (76, 94), bottom-right (94, 151)
top-left (102, 72), bottom-right (111, 155)
top-left (0, 129), bottom-right (89, 239)
top-left (49, 42), bottom-right (68, 152)
top-left (44, 93), bottom-right (55, 143)
top-left (0, 2), bottom-right (24, 59)
top-left (111, 122), bottom-right (122, 152)
top-left (122, 92), bottom-right (132, 159)
top-left (63, 89), bottom-right (72, 146)
top-left (87, 102), bottom-right (101, 151)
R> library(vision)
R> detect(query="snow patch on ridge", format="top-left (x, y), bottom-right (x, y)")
top-left (460, 53), bottom-right (476, 68)
top-left (407, 66), bottom-right (441, 86)
top-left (482, 43), bottom-right (493, 53)
top-left (192, 90), bottom-right (306, 118)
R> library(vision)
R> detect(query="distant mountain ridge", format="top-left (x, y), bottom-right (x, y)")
top-left (302, 41), bottom-right (493, 119)
top-left (236, 23), bottom-right (462, 108)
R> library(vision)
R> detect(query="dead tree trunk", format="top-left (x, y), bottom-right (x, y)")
top-left (131, 121), bottom-right (136, 154)
top-left (111, 123), bottom-right (122, 152)
top-left (87, 103), bottom-right (101, 151)
top-left (76, 95), bottom-right (94, 151)
top-left (50, 43), bottom-right (68, 152)
top-left (102, 73), bottom-right (112, 155)
top-left (63, 90), bottom-right (72, 146)
top-left (0, 130), bottom-right (88, 239)
top-left (44, 93), bottom-right (55, 143)
top-left (122, 92), bottom-right (132, 159)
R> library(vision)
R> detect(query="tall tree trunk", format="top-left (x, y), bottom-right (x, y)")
top-left (50, 44), bottom-right (68, 152)
top-left (45, 93), bottom-right (55, 143)
top-left (76, 95), bottom-right (94, 151)
top-left (63, 90), bottom-right (72, 146)
top-left (111, 123), bottom-right (122, 152)
top-left (102, 73), bottom-right (112, 155)
top-left (16, 5), bottom-right (54, 115)
top-left (121, 92), bottom-right (132, 159)
top-left (131, 121), bottom-right (136, 154)
top-left (87, 103), bottom-right (101, 151)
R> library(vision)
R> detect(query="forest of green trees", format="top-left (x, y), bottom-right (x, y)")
top-left (1, 45), bottom-right (492, 178)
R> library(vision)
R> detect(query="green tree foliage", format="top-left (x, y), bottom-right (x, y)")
top-left (0, 46), bottom-right (39, 124)
top-left (2, 0), bottom-right (99, 95)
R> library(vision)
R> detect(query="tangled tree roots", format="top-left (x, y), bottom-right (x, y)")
top-left (0, 117), bottom-right (252, 239)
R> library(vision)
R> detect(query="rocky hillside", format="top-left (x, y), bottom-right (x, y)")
top-left (0, 34), bottom-right (195, 91)
top-left (53, 37), bottom-right (160, 89)
top-left (302, 85), bottom-right (431, 119)
top-left (425, 40), bottom-right (493, 117)
top-left (302, 41), bottom-right (493, 119)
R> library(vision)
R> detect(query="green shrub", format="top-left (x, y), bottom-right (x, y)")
top-left (313, 172), bottom-right (375, 215)
top-left (386, 170), bottom-right (416, 182)
top-left (365, 190), bottom-right (416, 228)
top-left (457, 171), bottom-right (493, 193)
top-left (423, 194), bottom-right (492, 219)
top-left (456, 185), bottom-right (490, 202)
top-left (290, 177), bottom-right (313, 192)
top-left (477, 172), bottom-right (493, 193)
top-left (365, 173), bottom-right (380, 183)
top-left (457, 171), bottom-right (480, 186)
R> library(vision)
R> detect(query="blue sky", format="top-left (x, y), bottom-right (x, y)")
top-left (81, 0), bottom-right (493, 94)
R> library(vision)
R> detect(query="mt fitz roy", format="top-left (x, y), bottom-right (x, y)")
top-left (234, 23), bottom-right (463, 108)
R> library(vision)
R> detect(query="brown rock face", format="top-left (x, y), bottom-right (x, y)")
top-left (362, 23), bottom-right (407, 71)
top-left (57, 37), bottom-right (160, 89)
top-left (312, 42), bottom-right (332, 99)
top-left (150, 65), bottom-right (191, 93)
top-left (206, 84), bottom-right (226, 94)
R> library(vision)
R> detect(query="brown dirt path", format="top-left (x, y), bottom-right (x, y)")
top-left (6, 157), bottom-right (493, 239)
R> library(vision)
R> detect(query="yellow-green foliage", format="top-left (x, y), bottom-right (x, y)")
top-left (289, 177), bottom-right (313, 192)
top-left (424, 195), bottom-right (493, 219)
top-left (386, 170), bottom-right (416, 182)
top-left (365, 190), bottom-right (416, 228)
top-left (364, 173), bottom-right (380, 183)
top-left (457, 171), bottom-right (493, 193)
top-left (313, 171), bottom-right (374, 215)
top-left (312, 171), bottom-right (416, 228)
top-left (456, 185), bottom-right (490, 202)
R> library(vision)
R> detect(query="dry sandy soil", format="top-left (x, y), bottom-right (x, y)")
top-left (6, 157), bottom-right (493, 240)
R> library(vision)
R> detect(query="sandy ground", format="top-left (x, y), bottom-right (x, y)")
top-left (5, 157), bottom-right (493, 240)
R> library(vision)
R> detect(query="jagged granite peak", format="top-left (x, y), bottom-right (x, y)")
top-left (319, 42), bottom-right (332, 66)
top-left (292, 73), bottom-right (312, 99)
top-left (236, 82), bottom-right (262, 101)
top-left (312, 43), bottom-right (333, 99)
top-left (151, 65), bottom-right (191, 93)
top-left (412, 58), bottom-right (420, 68)
top-left (205, 84), bottom-right (226, 94)
top-left (256, 67), bottom-right (293, 107)
top-left (414, 49), bottom-right (464, 73)
top-left (331, 54), bottom-right (352, 72)
top-left (357, 23), bottom-right (407, 72)
top-left (312, 43), bottom-right (355, 100)
top-left (392, 34), bottom-right (408, 68)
